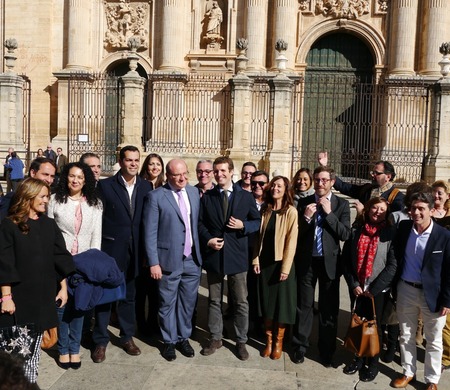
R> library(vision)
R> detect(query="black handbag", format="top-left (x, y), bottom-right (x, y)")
top-left (344, 296), bottom-right (380, 357)
top-left (0, 315), bottom-right (39, 361)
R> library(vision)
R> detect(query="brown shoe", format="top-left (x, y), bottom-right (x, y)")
top-left (200, 339), bottom-right (222, 356)
top-left (236, 342), bottom-right (249, 361)
top-left (91, 345), bottom-right (106, 363)
top-left (426, 384), bottom-right (437, 390)
top-left (391, 375), bottom-right (415, 388)
top-left (122, 339), bottom-right (141, 356)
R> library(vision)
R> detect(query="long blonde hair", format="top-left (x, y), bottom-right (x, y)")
top-left (8, 178), bottom-right (50, 234)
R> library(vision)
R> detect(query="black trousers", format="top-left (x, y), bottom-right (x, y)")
top-left (292, 257), bottom-right (340, 360)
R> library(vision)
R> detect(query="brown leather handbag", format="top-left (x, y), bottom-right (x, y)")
top-left (344, 296), bottom-right (380, 357)
top-left (41, 327), bottom-right (58, 349)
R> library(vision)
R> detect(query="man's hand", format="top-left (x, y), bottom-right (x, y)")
top-left (304, 203), bottom-right (317, 220)
top-left (353, 286), bottom-right (363, 297)
top-left (440, 306), bottom-right (450, 316)
top-left (207, 237), bottom-right (225, 251)
top-left (317, 197), bottom-right (332, 215)
top-left (226, 216), bottom-right (244, 230)
top-left (150, 264), bottom-right (162, 280)
top-left (253, 264), bottom-right (260, 274)
top-left (318, 151), bottom-right (328, 167)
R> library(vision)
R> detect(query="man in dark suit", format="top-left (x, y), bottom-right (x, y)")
top-left (292, 166), bottom-right (351, 366)
top-left (318, 151), bottom-right (404, 213)
top-left (56, 147), bottom-right (68, 174)
top-left (143, 159), bottom-right (202, 361)
top-left (44, 143), bottom-right (56, 161)
top-left (91, 145), bottom-right (152, 363)
top-left (391, 192), bottom-right (450, 390)
top-left (198, 156), bottom-right (261, 360)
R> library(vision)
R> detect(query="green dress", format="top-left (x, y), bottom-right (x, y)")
top-left (256, 211), bottom-right (297, 324)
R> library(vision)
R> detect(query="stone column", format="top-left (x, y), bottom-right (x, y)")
top-left (120, 71), bottom-right (146, 148)
top-left (424, 79), bottom-right (450, 181)
top-left (229, 74), bottom-right (254, 167)
top-left (271, 0), bottom-right (297, 71)
top-left (66, 0), bottom-right (92, 70)
top-left (158, 0), bottom-right (189, 72)
top-left (245, 0), bottom-right (268, 72)
top-left (388, 0), bottom-right (418, 76)
top-left (418, 0), bottom-right (449, 76)
top-left (267, 74), bottom-right (294, 177)
top-left (0, 74), bottom-right (24, 150)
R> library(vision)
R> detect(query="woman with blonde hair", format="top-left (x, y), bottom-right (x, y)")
top-left (253, 176), bottom-right (298, 360)
top-left (431, 180), bottom-right (450, 220)
top-left (0, 178), bottom-right (74, 383)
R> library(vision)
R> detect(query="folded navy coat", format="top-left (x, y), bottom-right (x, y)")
top-left (68, 249), bottom-right (125, 311)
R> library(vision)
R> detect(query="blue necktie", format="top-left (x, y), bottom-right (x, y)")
top-left (315, 208), bottom-right (324, 256)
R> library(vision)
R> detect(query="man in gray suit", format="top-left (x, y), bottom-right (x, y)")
top-left (143, 159), bottom-right (202, 361)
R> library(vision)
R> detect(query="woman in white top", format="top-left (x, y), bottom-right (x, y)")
top-left (48, 162), bottom-right (102, 369)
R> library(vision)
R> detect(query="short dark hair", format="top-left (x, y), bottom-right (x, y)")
top-left (409, 192), bottom-right (435, 210)
top-left (374, 160), bottom-right (396, 180)
top-left (79, 152), bottom-right (100, 163)
top-left (119, 145), bottom-right (139, 161)
top-left (213, 156), bottom-right (234, 171)
top-left (313, 165), bottom-right (336, 180)
top-left (28, 157), bottom-right (56, 175)
top-left (251, 170), bottom-right (269, 182)
top-left (241, 161), bottom-right (256, 171)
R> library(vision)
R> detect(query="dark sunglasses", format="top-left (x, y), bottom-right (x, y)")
top-left (251, 181), bottom-right (267, 187)
top-left (371, 170), bottom-right (385, 176)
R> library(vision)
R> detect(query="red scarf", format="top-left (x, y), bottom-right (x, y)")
top-left (356, 222), bottom-right (385, 286)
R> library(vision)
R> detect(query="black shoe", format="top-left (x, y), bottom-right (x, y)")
top-left (292, 348), bottom-right (305, 364)
top-left (360, 366), bottom-right (379, 382)
top-left (57, 359), bottom-right (70, 370)
top-left (162, 343), bottom-right (176, 361)
top-left (176, 340), bottom-right (195, 358)
top-left (320, 355), bottom-right (333, 368)
top-left (343, 358), bottom-right (363, 375)
top-left (70, 361), bottom-right (81, 370)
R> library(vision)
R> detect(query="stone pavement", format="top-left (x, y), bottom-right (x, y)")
top-left (37, 272), bottom-right (450, 390)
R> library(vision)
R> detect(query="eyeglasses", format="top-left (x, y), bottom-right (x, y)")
top-left (251, 181), bottom-right (267, 188)
top-left (242, 171), bottom-right (254, 176)
top-left (196, 169), bottom-right (213, 175)
top-left (371, 170), bottom-right (385, 176)
top-left (314, 178), bottom-right (331, 184)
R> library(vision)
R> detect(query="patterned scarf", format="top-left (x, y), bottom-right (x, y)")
top-left (356, 222), bottom-right (385, 286)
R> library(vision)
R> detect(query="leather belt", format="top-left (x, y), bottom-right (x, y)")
top-left (401, 279), bottom-right (423, 289)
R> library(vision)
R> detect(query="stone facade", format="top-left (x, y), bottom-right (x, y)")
top-left (1, 0), bottom-right (450, 180)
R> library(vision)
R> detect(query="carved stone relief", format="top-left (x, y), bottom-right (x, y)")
top-left (202, 0), bottom-right (225, 51)
top-left (299, 0), bottom-right (384, 19)
top-left (104, 0), bottom-right (149, 51)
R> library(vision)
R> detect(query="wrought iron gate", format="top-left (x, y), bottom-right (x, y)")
top-left (67, 73), bottom-right (123, 174)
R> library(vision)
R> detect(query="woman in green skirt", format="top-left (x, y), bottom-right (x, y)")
top-left (252, 176), bottom-right (298, 359)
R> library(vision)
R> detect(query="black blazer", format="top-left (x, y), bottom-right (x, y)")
top-left (296, 193), bottom-right (351, 280)
top-left (98, 173), bottom-right (152, 278)
top-left (394, 220), bottom-right (450, 313)
top-left (198, 183), bottom-right (261, 275)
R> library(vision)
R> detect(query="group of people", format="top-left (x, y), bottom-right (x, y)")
top-left (0, 147), bottom-right (450, 390)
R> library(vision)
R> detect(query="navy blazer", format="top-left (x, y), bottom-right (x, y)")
top-left (198, 183), bottom-right (261, 275)
top-left (395, 220), bottom-right (450, 313)
top-left (143, 183), bottom-right (202, 272)
top-left (97, 173), bottom-right (152, 278)
top-left (296, 193), bottom-right (351, 280)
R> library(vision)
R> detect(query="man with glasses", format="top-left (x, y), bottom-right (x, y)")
top-left (195, 159), bottom-right (215, 197)
top-left (250, 170), bottom-right (269, 211)
top-left (292, 166), bottom-right (351, 367)
top-left (237, 161), bottom-right (257, 192)
top-left (318, 152), bottom-right (404, 213)
top-left (143, 159), bottom-right (202, 361)
top-left (44, 143), bottom-right (57, 161)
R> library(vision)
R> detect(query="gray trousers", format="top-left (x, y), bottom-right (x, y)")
top-left (207, 271), bottom-right (249, 344)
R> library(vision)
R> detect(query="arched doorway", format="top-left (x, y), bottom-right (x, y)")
top-left (300, 32), bottom-right (375, 179)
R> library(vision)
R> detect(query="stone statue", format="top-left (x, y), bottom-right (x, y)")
top-left (205, 1), bottom-right (222, 35)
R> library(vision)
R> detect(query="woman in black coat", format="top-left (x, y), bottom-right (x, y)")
top-left (0, 178), bottom-right (74, 383)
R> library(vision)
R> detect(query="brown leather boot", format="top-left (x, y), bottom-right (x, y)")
top-left (261, 319), bottom-right (273, 358)
top-left (271, 323), bottom-right (286, 360)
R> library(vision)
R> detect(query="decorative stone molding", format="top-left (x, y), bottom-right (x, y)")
top-left (376, 0), bottom-right (389, 14)
top-left (439, 42), bottom-right (450, 78)
top-left (300, 0), bottom-right (371, 19)
top-left (104, 0), bottom-right (149, 51)
top-left (4, 38), bottom-right (18, 72)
